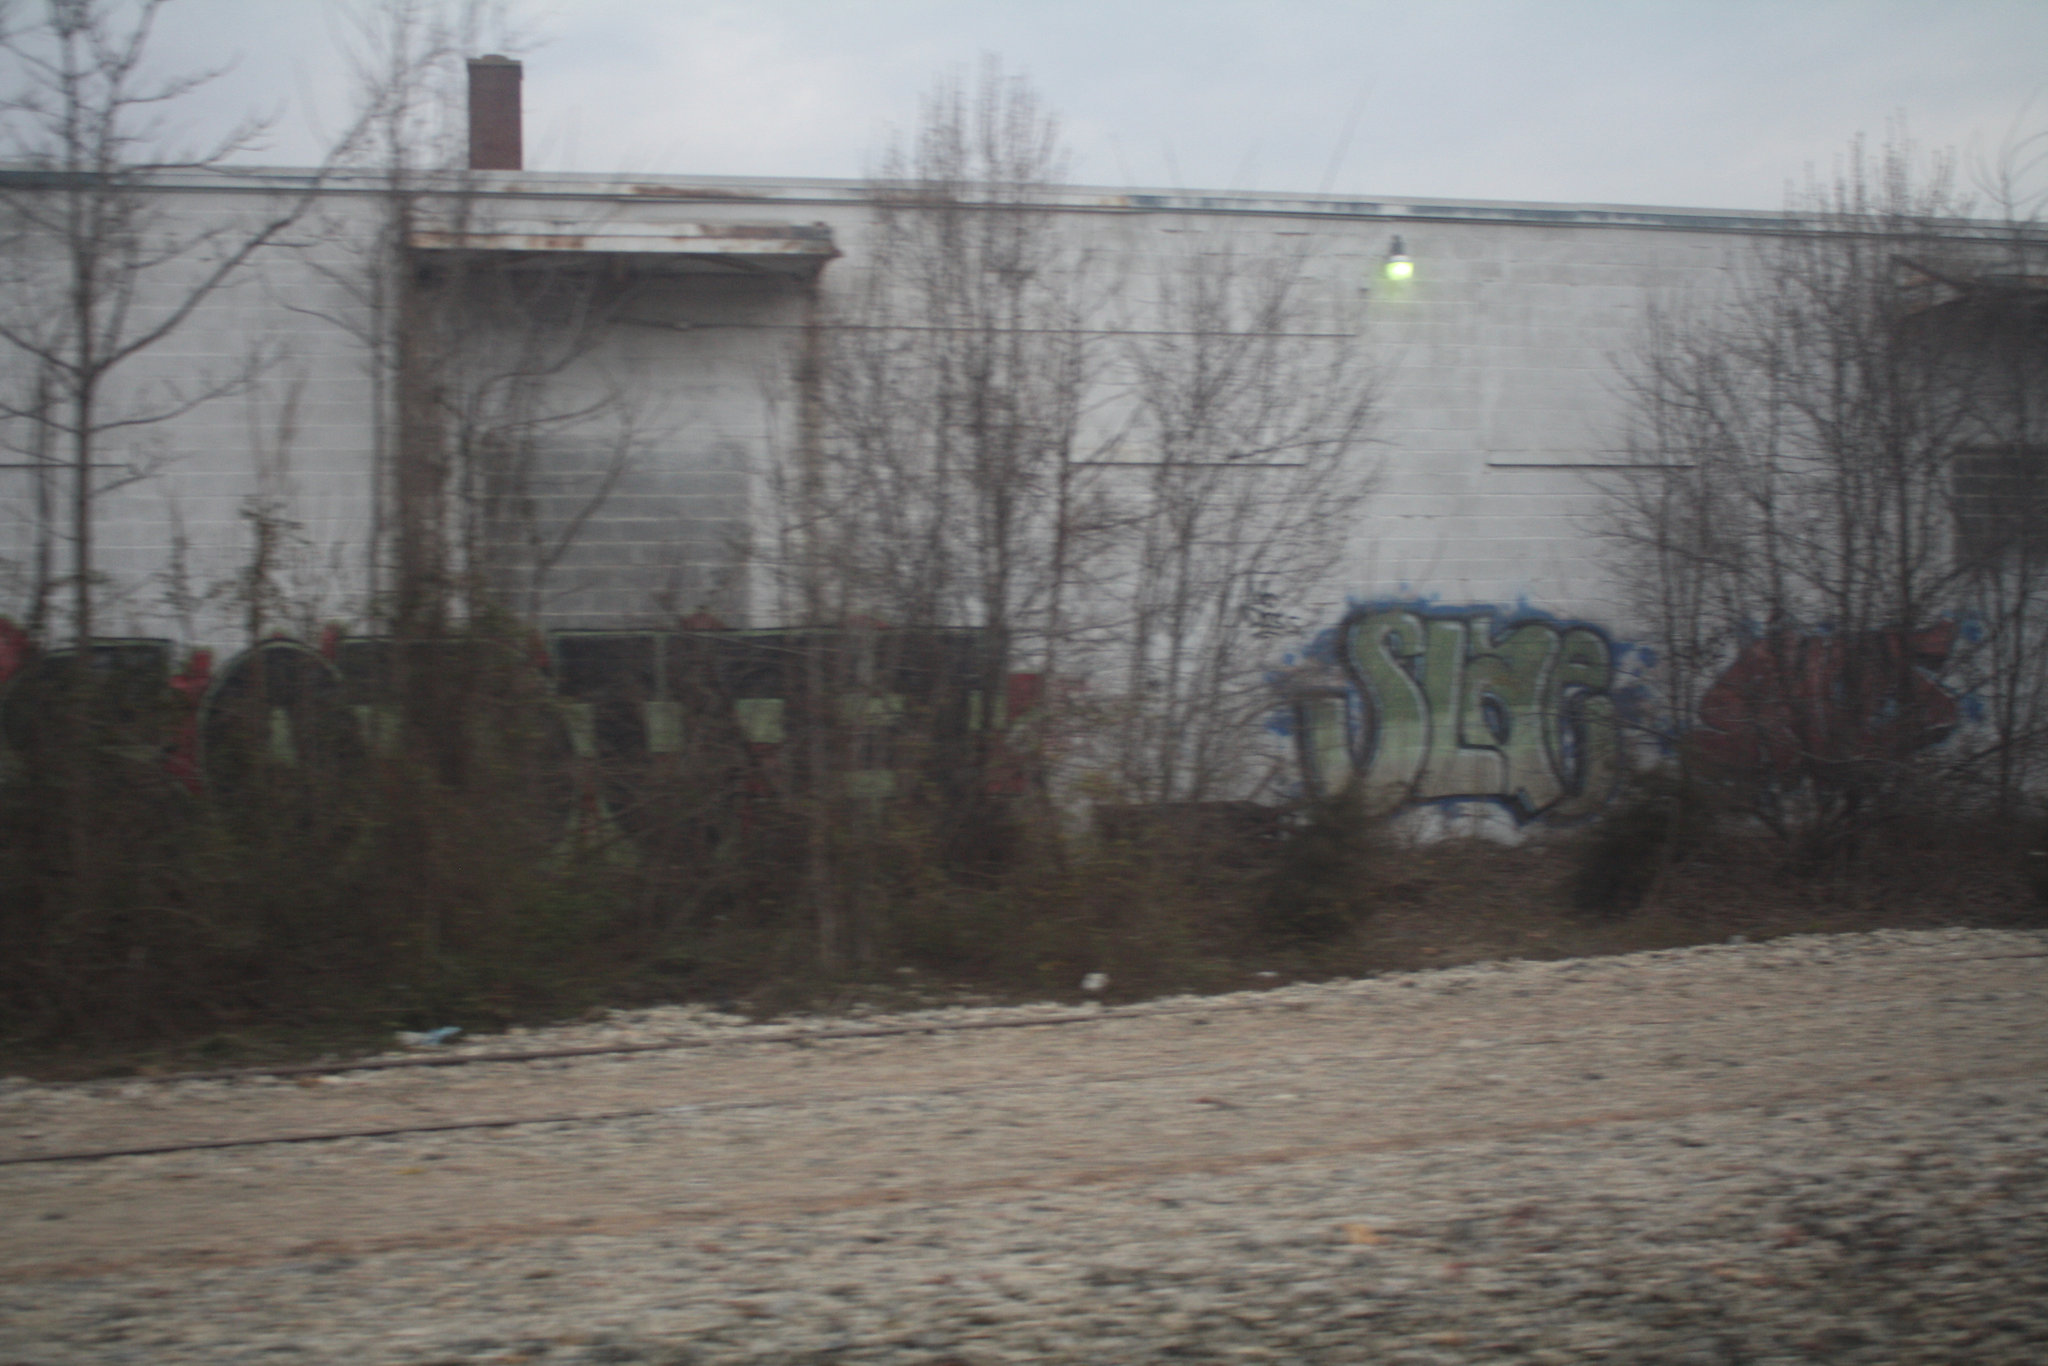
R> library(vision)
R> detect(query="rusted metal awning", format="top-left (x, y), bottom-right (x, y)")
top-left (409, 220), bottom-right (838, 276)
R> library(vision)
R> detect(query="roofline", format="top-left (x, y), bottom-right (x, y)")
top-left (0, 162), bottom-right (2017, 237)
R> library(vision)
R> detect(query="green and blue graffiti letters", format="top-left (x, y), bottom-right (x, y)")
top-left (1307, 607), bottom-right (1625, 823)
top-left (1345, 610), bottom-right (1429, 792)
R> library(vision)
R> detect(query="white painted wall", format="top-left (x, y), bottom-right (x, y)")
top-left (1, 168), bottom-right (1786, 655)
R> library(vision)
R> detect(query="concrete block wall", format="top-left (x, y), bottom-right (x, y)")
top-left (1343, 217), bottom-right (1751, 625)
top-left (0, 181), bottom-right (388, 642)
top-left (2, 168), bottom-right (1784, 662)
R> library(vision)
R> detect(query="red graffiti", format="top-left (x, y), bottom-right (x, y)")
top-left (983, 672), bottom-right (1045, 795)
top-left (0, 618), bottom-right (29, 688)
top-left (1693, 623), bottom-right (1958, 774)
top-left (0, 622), bottom-right (1059, 824)
top-left (163, 649), bottom-right (213, 794)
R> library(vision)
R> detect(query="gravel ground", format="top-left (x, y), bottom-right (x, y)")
top-left (2, 927), bottom-right (2045, 1364)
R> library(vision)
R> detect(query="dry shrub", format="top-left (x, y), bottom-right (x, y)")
top-left (0, 634), bottom-right (668, 1050)
top-left (1259, 788), bottom-right (1381, 943)
top-left (1566, 768), bottom-right (1718, 917)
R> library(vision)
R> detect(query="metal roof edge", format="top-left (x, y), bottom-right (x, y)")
top-left (0, 162), bottom-right (2016, 237)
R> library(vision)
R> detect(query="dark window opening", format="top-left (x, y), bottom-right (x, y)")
top-left (1955, 446), bottom-right (2048, 566)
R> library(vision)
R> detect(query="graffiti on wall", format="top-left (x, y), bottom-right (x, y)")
top-left (1292, 605), bottom-right (1628, 824)
top-left (0, 622), bottom-right (1041, 822)
top-left (1692, 623), bottom-right (1959, 775)
top-left (0, 633), bottom-right (203, 788)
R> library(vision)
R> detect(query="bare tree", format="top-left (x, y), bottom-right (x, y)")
top-left (399, 236), bottom-right (648, 630)
top-left (1606, 135), bottom-right (2048, 847)
top-left (293, 0), bottom-right (647, 640)
top-left (0, 0), bottom-right (335, 648)
top-left (1950, 123), bottom-right (2048, 810)
top-left (1102, 232), bottom-right (1380, 805)
top-left (768, 64), bottom-right (1386, 965)
top-left (764, 61), bottom-right (1112, 964)
top-left (801, 61), bottom-right (1100, 702)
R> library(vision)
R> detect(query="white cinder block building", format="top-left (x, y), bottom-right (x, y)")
top-left (1, 170), bottom-right (1780, 635)
top-left (9, 67), bottom-right (1871, 828)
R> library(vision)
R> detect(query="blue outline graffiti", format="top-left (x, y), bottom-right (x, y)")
top-left (1287, 599), bottom-right (1642, 825)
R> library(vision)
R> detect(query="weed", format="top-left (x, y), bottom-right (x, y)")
top-left (1566, 768), bottom-right (1715, 917)
top-left (1261, 786), bottom-right (1380, 942)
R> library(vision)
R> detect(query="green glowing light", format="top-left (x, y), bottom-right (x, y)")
top-left (1383, 256), bottom-right (1414, 282)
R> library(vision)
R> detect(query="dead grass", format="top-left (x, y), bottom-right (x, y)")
top-left (5, 822), bottom-right (2041, 1083)
top-left (1343, 826), bottom-right (2046, 976)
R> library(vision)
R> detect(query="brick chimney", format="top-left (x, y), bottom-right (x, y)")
top-left (467, 55), bottom-right (523, 171)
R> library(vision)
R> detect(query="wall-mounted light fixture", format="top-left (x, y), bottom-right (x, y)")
top-left (1383, 235), bottom-right (1414, 282)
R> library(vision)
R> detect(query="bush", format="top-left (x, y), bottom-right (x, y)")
top-left (0, 633), bottom-right (673, 1050)
top-left (1261, 786), bottom-right (1379, 942)
top-left (1566, 768), bottom-right (1715, 917)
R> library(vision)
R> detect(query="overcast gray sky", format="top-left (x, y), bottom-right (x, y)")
top-left (148, 0), bottom-right (2048, 210)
